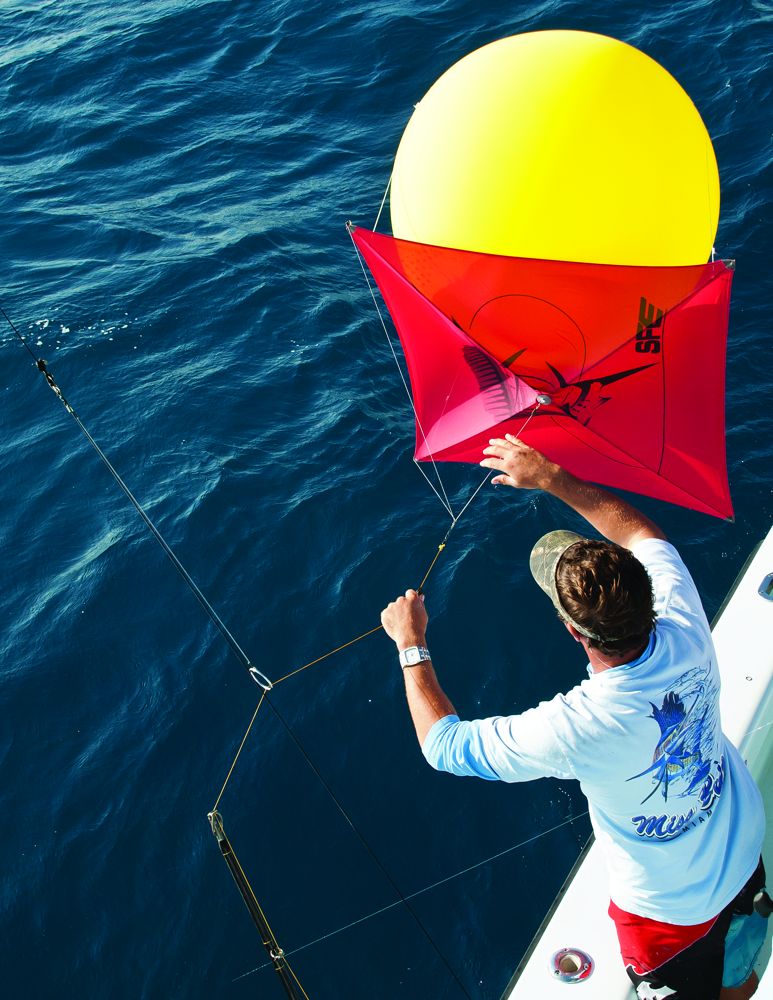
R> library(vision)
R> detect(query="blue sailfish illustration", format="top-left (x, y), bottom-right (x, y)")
top-left (628, 674), bottom-right (715, 805)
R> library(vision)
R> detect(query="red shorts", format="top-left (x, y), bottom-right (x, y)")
top-left (609, 901), bottom-right (718, 976)
top-left (609, 858), bottom-right (765, 1000)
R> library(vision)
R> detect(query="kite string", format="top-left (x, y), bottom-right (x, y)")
top-left (214, 415), bottom-right (530, 810)
top-left (373, 173), bottom-right (392, 232)
top-left (414, 406), bottom-right (543, 594)
top-left (264, 398), bottom-right (548, 687)
top-left (212, 399), bottom-right (552, 968)
top-left (451, 400), bottom-right (545, 529)
top-left (348, 224), bottom-right (455, 519)
top-left (413, 458), bottom-right (456, 518)
top-left (348, 223), bottom-right (549, 524)
top-left (211, 511), bottom-right (463, 872)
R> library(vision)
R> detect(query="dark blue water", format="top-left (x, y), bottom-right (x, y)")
top-left (1, 2), bottom-right (772, 998)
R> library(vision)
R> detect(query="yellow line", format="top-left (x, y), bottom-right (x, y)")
top-left (271, 625), bottom-right (384, 686)
top-left (212, 690), bottom-right (267, 811)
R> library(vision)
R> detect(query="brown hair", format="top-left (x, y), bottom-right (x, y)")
top-left (556, 540), bottom-right (656, 656)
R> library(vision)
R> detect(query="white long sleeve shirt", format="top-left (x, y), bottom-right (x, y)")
top-left (422, 539), bottom-right (764, 924)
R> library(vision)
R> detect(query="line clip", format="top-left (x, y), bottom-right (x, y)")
top-left (208, 809), bottom-right (226, 842)
top-left (36, 359), bottom-right (74, 413)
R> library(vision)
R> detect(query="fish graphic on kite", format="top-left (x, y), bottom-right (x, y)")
top-left (350, 30), bottom-right (734, 520)
top-left (466, 343), bottom-right (657, 427)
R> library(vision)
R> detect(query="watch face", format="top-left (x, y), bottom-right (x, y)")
top-left (406, 648), bottom-right (420, 665)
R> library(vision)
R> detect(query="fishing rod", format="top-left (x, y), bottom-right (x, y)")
top-left (209, 812), bottom-right (308, 999)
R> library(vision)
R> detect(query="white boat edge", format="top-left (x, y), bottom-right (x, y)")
top-left (502, 524), bottom-right (773, 999)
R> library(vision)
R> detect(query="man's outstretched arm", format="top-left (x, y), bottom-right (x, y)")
top-left (380, 589), bottom-right (456, 745)
top-left (481, 437), bottom-right (666, 548)
top-left (381, 588), bottom-right (574, 781)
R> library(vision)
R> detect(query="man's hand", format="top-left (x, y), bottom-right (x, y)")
top-left (481, 437), bottom-right (666, 548)
top-left (381, 589), bottom-right (428, 649)
top-left (382, 589), bottom-right (455, 746)
top-left (481, 436), bottom-right (560, 490)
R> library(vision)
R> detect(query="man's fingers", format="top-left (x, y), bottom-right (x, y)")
top-left (486, 435), bottom-right (527, 449)
top-left (483, 437), bottom-right (528, 460)
top-left (481, 455), bottom-right (510, 468)
top-left (483, 438), bottom-right (515, 455)
top-left (381, 596), bottom-right (402, 618)
top-left (383, 590), bottom-right (422, 606)
top-left (482, 436), bottom-right (539, 489)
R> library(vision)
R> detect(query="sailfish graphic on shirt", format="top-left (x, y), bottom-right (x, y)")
top-left (627, 666), bottom-right (725, 840)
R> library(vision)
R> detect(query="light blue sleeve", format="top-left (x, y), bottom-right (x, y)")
top-left (422, 706), bottom-right (576, 782)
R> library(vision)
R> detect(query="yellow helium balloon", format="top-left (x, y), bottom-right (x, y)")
top-left (390, 31), bottom-right (719, 265)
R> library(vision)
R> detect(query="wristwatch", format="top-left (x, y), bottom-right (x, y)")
top-left (399, 645), bottom-right (432, 668)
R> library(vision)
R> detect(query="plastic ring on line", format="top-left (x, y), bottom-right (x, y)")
top-left (249, 666), bottom-right (273, 691)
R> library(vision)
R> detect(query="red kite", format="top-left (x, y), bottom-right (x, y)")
top-left (352, 227), bottom-right (734, 520)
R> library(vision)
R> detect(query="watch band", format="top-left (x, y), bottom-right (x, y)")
top-left (399, 645), bottom-right (432, 668)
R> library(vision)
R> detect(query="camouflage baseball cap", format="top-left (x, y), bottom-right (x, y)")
top-left (529, 530), bottom-right (605, 642)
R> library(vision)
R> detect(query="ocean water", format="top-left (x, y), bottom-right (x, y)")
top-left (1, 2), bottom-right (772, 998)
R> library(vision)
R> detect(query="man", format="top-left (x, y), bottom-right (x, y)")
top-left (381, 436), bottom-right (766, 1000)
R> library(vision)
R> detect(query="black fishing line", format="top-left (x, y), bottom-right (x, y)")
top-left (1, 305), bottom-right (272, 691)
top-left (266, 694), bottom-right (474, 999)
